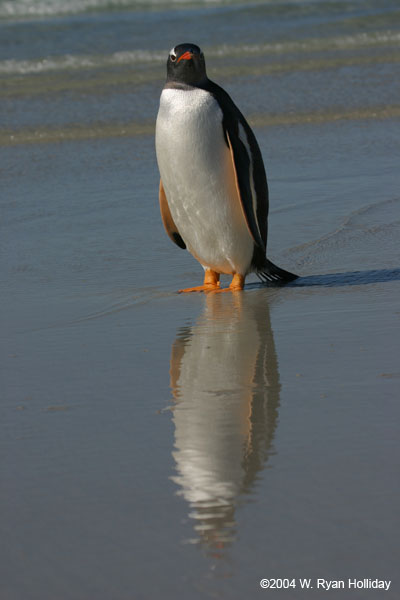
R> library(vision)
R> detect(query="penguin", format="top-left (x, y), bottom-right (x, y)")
top-left (155, 42), bottom-right (298, 292)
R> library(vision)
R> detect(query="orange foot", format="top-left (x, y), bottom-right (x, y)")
top-left (180, 272), bottom-right (245, 293)
top-left (179, 269), bottom-right (220, 293)
top-left (212, 273), bottom-right (245, 293)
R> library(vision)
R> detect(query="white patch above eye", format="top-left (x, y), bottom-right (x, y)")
top-left (169, 47), bottom-right (176, 60)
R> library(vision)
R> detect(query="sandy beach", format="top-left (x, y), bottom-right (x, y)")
top-left (1, 1), bottom-right (400, 598)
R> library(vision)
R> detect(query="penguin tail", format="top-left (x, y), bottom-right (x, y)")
top-left (257, 259), bottom-right (298, 285)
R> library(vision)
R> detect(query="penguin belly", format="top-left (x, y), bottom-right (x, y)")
top-left (156, 87), bottom-right (254, 276)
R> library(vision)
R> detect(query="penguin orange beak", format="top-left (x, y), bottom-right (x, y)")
top-left (177, 51), bottom-right (193, 63)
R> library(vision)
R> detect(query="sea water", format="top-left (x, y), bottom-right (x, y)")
top-left (1, 1), bottom-right (400, 598)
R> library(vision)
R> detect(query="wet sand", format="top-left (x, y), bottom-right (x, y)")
top-left (2, 112), bottom-right (399, 599)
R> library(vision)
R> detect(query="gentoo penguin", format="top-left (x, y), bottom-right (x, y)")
top-left (155, 42), bottom-right (298, 292)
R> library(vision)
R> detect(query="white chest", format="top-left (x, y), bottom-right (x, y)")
top-left (156, 87), bottom-right (225, 185)
top-left (155, 87), bottom-right (253, 275)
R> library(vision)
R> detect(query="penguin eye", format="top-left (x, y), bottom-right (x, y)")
top-left (170, 53), bottom-right (177, 62)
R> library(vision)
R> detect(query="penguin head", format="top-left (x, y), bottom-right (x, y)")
top-left (166, 43), bottom-right (207, 86)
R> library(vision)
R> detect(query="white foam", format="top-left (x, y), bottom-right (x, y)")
top-left (0, 0), bottom-right (225, 20)
top-left (0, 49), bottom-right (165, 75)
top-left (1, 30), bottom-right (398, 76)
top-left (208, 31), bottom-right (400, 58)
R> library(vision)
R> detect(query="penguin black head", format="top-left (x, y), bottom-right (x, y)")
top-left (166, 43), bottom-right (207, 87)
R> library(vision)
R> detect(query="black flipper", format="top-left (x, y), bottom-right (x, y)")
top-left (201, 79), bottom-right (269, 251)
top-left (225, 129), bottom-right (265, 251)
top-left (257, 259), bottom-right (298, 284)
top-left (159, 179), bottom-right (186, 250)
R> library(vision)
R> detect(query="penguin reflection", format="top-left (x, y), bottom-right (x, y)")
top-left (169, 291), bottom-right (280, 554)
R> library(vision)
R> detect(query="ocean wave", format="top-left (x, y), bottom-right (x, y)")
top-left (0, 0), bottom-right (234, 20)
top-left (210, 31), bottom-right (400, 57)
top-left (0, 49), bottom-right (166, 75)
top-left (1, 30), bottom-right (399, 76)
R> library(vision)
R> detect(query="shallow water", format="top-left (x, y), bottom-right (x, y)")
top-left (1, 1), bottom-right (400, 598)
